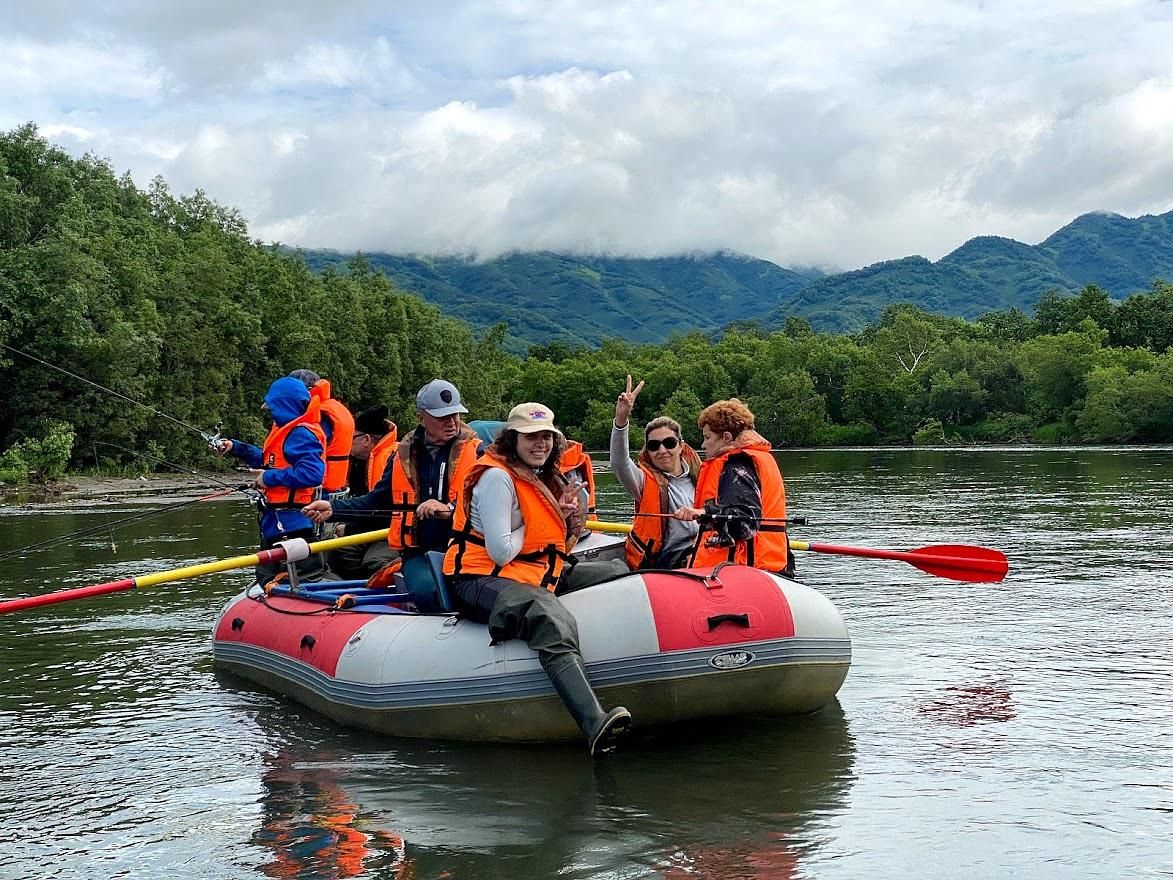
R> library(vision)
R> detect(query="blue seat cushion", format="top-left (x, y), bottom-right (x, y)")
top-left (399, 552), bottom-right (455, 613)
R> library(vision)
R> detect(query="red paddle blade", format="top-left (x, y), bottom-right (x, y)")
top-left (907, 544), bottom-right (1009, 583)
top-left (800, 540), bottom-right (1009, 583)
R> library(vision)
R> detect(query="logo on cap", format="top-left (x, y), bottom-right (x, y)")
top-left (440, 389), bottom-right (453, 403)
top-left (530, 410), bottom-right (548, 419)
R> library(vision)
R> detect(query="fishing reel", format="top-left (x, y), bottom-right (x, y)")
top-left (203, 424), bottom-right (227, 452)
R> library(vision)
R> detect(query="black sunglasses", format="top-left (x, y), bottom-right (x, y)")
top-left (646, 436), bottom-right (680, 452)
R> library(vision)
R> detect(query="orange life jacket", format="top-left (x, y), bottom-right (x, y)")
top-left (688, 432), bottom-right (789, 571)
top-left (386, 426), bottom-right (479, 551)
top-left (260, 398), bottom-right (327, 507)
top-left (443, 450), bottom-right (571, 590)
top-left (366, 425), bottom-right (399, 490)
top-left (625, 443), bottom-right (702, 569)
top-left (310, 381), bottom-right (355, 493)
top-left (560, 440), bottom-right (597, 513)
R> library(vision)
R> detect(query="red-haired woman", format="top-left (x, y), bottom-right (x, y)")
top-left (673, 399), bottom-right (795, 576)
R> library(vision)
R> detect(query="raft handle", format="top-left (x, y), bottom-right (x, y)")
top-left (231, 617), bottom-right (245, 632)
top-left (707, 613), bottom-right (750, 631)
top-left (300, 634), bottom-right (316, 650)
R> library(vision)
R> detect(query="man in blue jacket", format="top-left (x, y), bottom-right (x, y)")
top-left (218, 376), bottom-right (327, 584)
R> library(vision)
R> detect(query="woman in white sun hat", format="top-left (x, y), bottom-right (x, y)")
top-left (443, 402), bottom-right (631, 756)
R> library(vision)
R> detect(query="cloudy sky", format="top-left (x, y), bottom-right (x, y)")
top-left (4, 1), bottom-right (1173, 270)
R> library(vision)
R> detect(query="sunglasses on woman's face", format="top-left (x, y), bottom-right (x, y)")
top-left (646, 436), bottom-right (680, 452)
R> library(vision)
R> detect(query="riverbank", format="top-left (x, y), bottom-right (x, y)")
top-left (0, 473), bottom-right (226, 507)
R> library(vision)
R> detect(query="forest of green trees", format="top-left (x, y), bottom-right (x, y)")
top-left (2, 125), bottom-right (1172, 484)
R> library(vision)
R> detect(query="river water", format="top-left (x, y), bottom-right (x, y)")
top-left (0, 448), bottom-right (1169, 879)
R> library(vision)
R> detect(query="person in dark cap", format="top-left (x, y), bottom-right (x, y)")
top-left (304, 379), bottom-right (481, 576)
top-left (324, 405), bottom-right (400, 579)
top-left (349, 405), bottom-right (398, 494)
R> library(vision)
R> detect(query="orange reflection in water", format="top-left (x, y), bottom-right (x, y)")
top-left (660, 829), bottom-right (800, 880)
top-left (255, 758), bottom-right (414, 879)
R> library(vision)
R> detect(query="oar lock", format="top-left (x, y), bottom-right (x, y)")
top-left (270, 538), bottom-right (313, 593)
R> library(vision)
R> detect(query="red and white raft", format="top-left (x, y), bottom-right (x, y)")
top-left (212, 537), bottom-right (850, 743)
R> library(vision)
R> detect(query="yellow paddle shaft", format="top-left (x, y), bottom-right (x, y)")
top-left (132, 528), bottom-right (391, 588)
top-left (586, 520), bottom-right (631, 533)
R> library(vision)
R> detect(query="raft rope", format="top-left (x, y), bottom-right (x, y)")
top-left (253, 592), bottom-right (337, 616)
top-left (2, 343), bottom-right (221, 443)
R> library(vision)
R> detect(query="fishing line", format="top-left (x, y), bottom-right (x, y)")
top-left (2, 343), bottom-right (219, 442)
top-left (0, 487), bottom-right (237, 561)
top-left (93, 441), bottom-right (246, 495)
top-left (593, 508), bottom-right (808, 525)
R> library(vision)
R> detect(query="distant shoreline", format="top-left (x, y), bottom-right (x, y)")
top-left (0, 474), bottom-right (229, 508)
top-left (6, 442), bottom-right (1172, 509)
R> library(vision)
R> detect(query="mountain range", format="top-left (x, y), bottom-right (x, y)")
top-left (298, 209), bottom-right (1173, 349)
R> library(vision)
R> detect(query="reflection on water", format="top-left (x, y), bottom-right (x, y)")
top-left (255, 753), bottom-right (410, 878)
top-left (1, 448), bottom-right (1171, 879)
top-left (240, 700), bottom-right (854, 880)
top-left (917, 680), bottom-right (1016, 728)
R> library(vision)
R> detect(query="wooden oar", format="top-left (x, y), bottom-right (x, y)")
top-left (0, 528), bottom-right (391, 615)
top-left (584, 520), bottom-right (1008, 583)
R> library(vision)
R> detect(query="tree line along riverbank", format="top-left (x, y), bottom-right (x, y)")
top-left (4, 124), bottom-right (1173, 492)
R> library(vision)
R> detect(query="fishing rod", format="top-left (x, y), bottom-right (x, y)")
top-left (0, 487), bottom-right (239, 562)
top-left (593, 509), bottom-right (809, 527)
top-left (2, 343), bottom-right (223, 446)
top-left (93, 441), bottom-right (253, 497)
top-left (0, 439), bottom-right (261, 564)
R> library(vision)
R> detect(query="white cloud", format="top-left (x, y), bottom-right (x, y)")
top-left (4, 1), bottom-right (1173, 269)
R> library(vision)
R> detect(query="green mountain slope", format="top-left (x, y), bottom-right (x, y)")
top-left (766, 235), bottom-right (1080, 333)
top-left (1039, 211), bottom-right (1173, 292)
top-left (300, 250), bottom-right (815, 350)
top-left (301, 209), bottom-right (1173, 343)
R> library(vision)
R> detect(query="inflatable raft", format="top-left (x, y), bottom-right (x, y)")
top-left (212, 534), bottom-right (851, 743)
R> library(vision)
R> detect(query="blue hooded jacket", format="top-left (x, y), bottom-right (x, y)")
top-left (228, 377), bottom-right (325, 539)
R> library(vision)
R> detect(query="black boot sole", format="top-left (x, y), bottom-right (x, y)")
top-left (589, 707), bottom-right (632, 757)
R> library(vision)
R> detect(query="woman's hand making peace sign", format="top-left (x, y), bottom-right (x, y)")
top-left (615, 374), bottom-right (645, 429)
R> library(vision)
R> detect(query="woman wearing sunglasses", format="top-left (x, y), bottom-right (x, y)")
top-left (611, 375), bottom-right (704, 569)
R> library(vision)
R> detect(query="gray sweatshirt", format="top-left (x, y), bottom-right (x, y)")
top-left (609, 422), bottom-right (699, 561)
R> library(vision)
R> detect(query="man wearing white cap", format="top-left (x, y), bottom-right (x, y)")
top-left (304, 380), bottom-right (480, 572)
top-left (442, 402), bottom-right (631, 756)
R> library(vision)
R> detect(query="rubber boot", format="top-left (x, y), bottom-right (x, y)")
top-left (549, 656), bottom-right (632, 756)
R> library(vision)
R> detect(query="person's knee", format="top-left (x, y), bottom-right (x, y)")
top-left (525, 591), bottom-right (580, 642)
